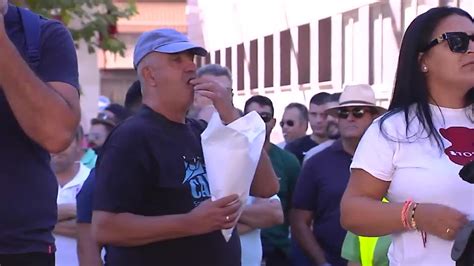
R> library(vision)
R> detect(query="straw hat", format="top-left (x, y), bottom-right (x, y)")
top-left (326, 84), bottom-right (387, 117)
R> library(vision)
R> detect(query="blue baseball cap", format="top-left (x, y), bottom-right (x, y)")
top-left (133, 28), bottom-right (208, 69)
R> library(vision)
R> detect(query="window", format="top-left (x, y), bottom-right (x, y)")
top-left (319, 17), bottom-right (332, 82)
top-left (214, 50), bottom-right (221, 65)
top-left (237, 43), bottom-right (245, 91)
top-left (280, 29), bottom-right (291, 86)
top-left (264, 35), bottom-right (273, 88)
top-left (249, 40), bottom-right (258, 89)
top-left (298, 23), bottom-right (310, 85)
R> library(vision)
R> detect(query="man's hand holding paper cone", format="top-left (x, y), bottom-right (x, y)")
top-left (186, 194), bottom-right (242, 235)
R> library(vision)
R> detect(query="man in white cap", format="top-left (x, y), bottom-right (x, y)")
top-left (91, 28), bottom-right (279, 265)
top-left (290, 84), bottom-right (385, 266)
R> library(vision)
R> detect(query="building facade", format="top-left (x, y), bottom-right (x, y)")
top-left (187, 0), bottom-right (473, 141)
top-left (84, 0), bottom-right (473, 140)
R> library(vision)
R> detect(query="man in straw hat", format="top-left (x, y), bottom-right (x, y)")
top-left (290, 84), bottom-right (386, 266)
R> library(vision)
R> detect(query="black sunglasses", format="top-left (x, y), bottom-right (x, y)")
top-left (423, 32), bottom-right (474, 53)
top-left (337, 107), bottom-right (368, 119)
top-left (279, 120), bottom-right (295, 127)
top-left (259, 112), bottom-right (273, 123)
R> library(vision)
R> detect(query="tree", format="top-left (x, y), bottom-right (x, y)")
top-left (11, 0), bottom-right (137, 56)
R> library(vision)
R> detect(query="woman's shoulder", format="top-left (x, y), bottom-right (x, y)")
top-left (371, 110), bottom-right (406, 133)
top-left (373, 104), bottom-right (425, 140)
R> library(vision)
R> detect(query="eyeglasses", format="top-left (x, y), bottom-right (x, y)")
top-left (337, 107), bottom-right (369, 119)
top-left (423, 32), bottom-right (474, 53)
top-left (259, 112), bottom-right (273, 123)
top-left (279, 120), bottom-right (295, 127)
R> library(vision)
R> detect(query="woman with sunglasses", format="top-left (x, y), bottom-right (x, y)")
top-left (340, 6), bottom-right (474, 266)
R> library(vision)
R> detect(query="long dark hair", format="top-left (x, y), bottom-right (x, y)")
top-left (380, 7), bottom-right (473, 150)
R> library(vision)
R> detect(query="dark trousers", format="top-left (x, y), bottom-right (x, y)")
top-left (290, 240), bottom-right (314, 266)
top-left (263, 247), bottom-right (291, 266)
top-left (0, 252), bottom-right (55, 266)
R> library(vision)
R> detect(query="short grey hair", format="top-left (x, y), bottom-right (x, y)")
top-left (285, 102), bottom-right (309, 122)
top-left (197, 64), bottom-right (232, 82)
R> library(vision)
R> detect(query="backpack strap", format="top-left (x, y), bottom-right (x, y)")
top-left (18, 7), bottom-right (41, 68)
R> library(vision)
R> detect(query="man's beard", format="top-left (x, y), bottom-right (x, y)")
top-left (326, 121), bottom-right (340, 140)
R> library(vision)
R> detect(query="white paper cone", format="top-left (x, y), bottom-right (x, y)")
top-left (201, 111), bottom-right (266, 241)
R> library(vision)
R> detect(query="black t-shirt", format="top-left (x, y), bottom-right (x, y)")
top-left (93, 106), bottom-right (241, 266)
top-left (284, 135), bottom-right (318, 163)
top-left (0, 6), bottom-right (79, 254)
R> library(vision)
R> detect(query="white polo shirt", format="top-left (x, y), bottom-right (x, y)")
top-left (240, 195), bottom-right (280, 266)
top-left (55, 163), bottom-right (90, 266)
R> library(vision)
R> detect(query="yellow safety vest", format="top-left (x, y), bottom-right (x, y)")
top-left (359, 236), bottom-right (378, 266)
top-left (358, 198), bottom-right (389, 266)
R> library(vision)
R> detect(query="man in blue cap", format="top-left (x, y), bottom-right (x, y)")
top-left (91, 28), bottom-right (279, 265)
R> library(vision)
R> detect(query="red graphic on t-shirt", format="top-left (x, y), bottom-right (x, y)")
top-left (439, 127), bottom-right (474, 166)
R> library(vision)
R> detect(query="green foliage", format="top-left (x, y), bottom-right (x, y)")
top-left (12, 0), bottom-right (137, 56)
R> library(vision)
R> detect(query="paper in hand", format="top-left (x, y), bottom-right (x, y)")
top-left (201, 111), bottom-right (266, 241)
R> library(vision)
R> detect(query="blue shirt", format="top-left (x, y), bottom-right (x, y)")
top-left (77, 169), bottom-right (96, 223)
top-left (292, 140), bottom-right (350, 266)
top-left (0, 5), bottom-right (79, 254)
top-left (93, 106), bottom-right (240, 266)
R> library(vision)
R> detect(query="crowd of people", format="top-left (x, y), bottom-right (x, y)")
top-left (0, 1), bottom-right (472, 266)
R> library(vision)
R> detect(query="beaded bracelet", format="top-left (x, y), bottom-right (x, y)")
top-left (401, 200), bottom-right (413, 229)
top-left (410, 203), bottom-right (418, 230)
top-left (402, 200), bottom-right (427, 247)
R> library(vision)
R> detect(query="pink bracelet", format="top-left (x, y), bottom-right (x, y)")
top-left (401, 199), bottom-right (413, 229)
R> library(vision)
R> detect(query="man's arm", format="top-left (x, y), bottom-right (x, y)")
top-left (0, 15), bottom-right (80, 153)
top-left (92, 194), bottom-right (241, 246)
top-left (54, 219), bottom-right (77, 238)
top-left (249, 151), bottom-right (279, 198)
top-left (58, 203), bottom-right (76, 221)
top-left (77, 171), bottom-right (103, 266)
top-left (236, 223), bottom-right (253, 235)
top-left (238, 197), bottom-right (283, 229)
top-left (290, 209), bottom-right (328, 265)
top-left (92, 211), bottom-right (198, 246)
top-left (56, 203), bottom-right (77, 238)
top-left (77, 223), bottom-right (103, 266)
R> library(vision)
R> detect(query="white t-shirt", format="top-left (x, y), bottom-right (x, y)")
top-left (277, 141), bottom-right (286, 149)
top-left (55, 163), bottom-right (91, 266)
top-left (240, 195), bottom-right (280, 266)
top-left (351, 104), bottom-right (474, 266)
